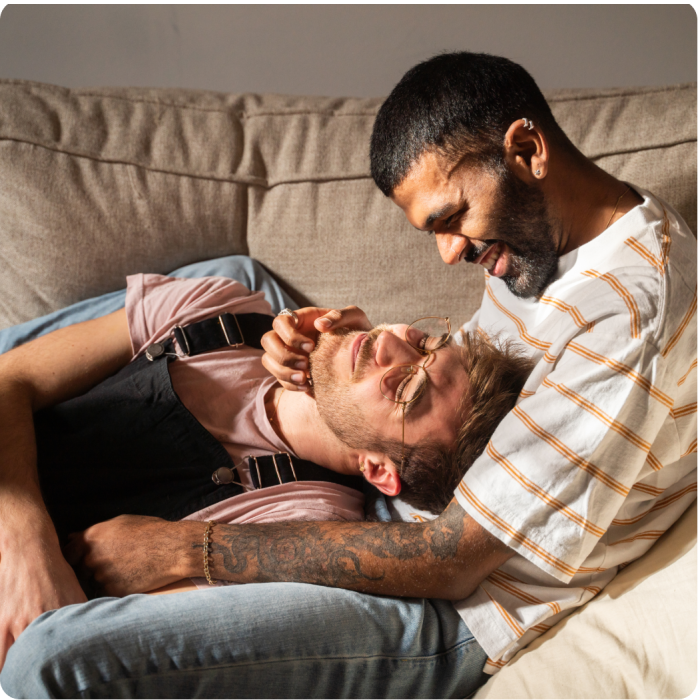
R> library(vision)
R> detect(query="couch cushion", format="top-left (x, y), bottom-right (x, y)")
top-left (0, 80), bottom-right (694, 329)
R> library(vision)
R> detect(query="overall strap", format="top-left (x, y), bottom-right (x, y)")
top-left (213, 452), bottom-right (363, 492)
top-left (144, 311), bottom-right (364, 495)
top-left (146, 312), bottom-right (274, 360)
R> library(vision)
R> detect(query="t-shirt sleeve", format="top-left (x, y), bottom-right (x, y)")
top-left (125, 274), bottom-right (274, 356)
top-left (455, 325), bottom-right (674, 583)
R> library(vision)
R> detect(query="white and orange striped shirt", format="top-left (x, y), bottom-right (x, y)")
top-left (453, 186), bottom-right (697, 673)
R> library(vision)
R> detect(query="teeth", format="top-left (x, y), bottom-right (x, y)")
top-left (481, 245), bottom-right (499, 271)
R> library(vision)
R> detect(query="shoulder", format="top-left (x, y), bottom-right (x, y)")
top-left (128, 273), bottom-right (274, 319)
top-left (550, 187), bottom-right (695, 347)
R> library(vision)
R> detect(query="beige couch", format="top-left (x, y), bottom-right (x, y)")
top-left (0, 79), bottom-right (695, 698)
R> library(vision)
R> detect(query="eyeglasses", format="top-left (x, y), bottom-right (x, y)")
top-left (378, 317), bottom-right (451, 469)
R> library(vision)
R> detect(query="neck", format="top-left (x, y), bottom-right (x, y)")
top-left (544, 146), bottom-right (643, 255)
top-left (265, 385), bottom-right (359, 476)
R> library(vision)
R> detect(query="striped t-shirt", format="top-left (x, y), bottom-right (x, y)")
top-left (452, 186), bottom-right (697, 673)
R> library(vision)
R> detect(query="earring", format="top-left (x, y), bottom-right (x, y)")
top-left (359, 461), bottom-right (366, 473)
top-left (535, 169), bottom-right (541, 177)
top-left (522, 118), bottom-right (535, 131)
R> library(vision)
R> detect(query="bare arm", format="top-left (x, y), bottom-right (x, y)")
top-left (0, 309), bottom-right (132, 667)
top-left (70, 499), bottom-right (513, 600)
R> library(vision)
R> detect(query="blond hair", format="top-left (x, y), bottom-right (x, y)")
top-left (397, 331), bottom-right (533, 513)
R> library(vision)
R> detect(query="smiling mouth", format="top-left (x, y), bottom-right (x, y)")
top-left (475, 242), bottom-right (506, 274)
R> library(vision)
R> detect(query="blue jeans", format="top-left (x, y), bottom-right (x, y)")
top-left (1, 584), bottom-right (486, 698)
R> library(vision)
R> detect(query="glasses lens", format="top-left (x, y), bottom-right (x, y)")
top-left (405, 317), bottom-right (451, 353)
top-left (380, 365), bottom-right (428, 404)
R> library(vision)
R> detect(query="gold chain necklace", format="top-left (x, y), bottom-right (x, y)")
top-left (604, 186), bottom-right (631, 231)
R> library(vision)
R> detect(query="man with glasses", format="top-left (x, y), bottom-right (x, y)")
top-left (0, 273), bottom-right (532, 693)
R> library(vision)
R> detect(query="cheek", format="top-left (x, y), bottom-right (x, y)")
top-left (354, 381), bottom-right (399, 431)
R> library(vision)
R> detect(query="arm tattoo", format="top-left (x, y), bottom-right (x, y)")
top-left (193, 500), bottom-right (467, 590)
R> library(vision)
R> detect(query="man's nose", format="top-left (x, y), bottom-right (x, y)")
top-left (374, 329), bottom-right (422, 368)
top-left (436, 233), bottom-right (469, 265)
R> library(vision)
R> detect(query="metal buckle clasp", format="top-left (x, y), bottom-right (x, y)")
top-left (219, 314), bottom-right (245, 348)
top-left (249, 452), bottom-right (298, 489)
top-left (173, 324), bottom-right (191, 356)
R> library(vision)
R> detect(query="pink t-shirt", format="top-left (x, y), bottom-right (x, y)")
top-left (125, 273), bottom-right (365, 531)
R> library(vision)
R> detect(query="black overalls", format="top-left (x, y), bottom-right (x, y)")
top-left (33, 312), bottom-right (361, 543)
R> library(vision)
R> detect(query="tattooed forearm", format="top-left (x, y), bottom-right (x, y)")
top-left (187, 499), bottom-right (503, 599)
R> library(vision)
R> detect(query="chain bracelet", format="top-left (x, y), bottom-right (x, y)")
top-left (203, 520), bottom-right (216, 585)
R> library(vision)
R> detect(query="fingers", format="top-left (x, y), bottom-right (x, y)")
top-left (271, 310), bottom-right (320, 354)
top-left (314, 305), bottom-right (372, 333)
top-left (261, 348), bottom-right (310, 392)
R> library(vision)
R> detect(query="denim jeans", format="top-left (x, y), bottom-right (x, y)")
top-left (1, 584), bottom-right (487, 698)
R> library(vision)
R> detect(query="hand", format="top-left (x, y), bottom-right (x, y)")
top-left (63, 514), bottom-right (190, 597)
top-left (0, 525), bottom-right (87, 670)
top-left (261, 306), bottom-right (372, 392)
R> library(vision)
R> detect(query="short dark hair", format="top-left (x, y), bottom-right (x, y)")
top-left (382, 331), bottom-right (533, 514)
top-left (370, 51), bottom-right (569, 196)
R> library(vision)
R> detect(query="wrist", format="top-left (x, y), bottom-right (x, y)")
top-left (176, 520), bottom-right (209, 580)
top-left (0, 496), bottom-right (59, 550)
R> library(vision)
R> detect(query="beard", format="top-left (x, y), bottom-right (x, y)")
top-left (308, 326), bottom-right (388, 451)
top-left (466, 168), bottom-right (560, 299)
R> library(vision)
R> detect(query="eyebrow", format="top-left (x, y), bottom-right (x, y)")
top-left (424, 203), bottom-right (459, 229)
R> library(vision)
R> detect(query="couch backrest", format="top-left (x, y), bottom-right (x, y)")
top-left (0, 80), bottom-right (694, 329)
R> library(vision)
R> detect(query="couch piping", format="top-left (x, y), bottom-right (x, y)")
top-left (546, 83), bottom-right (695, 103)
top-left (70, 92), bottom-right (381, 118)
top-left (0, 137), bottom-right (374, 188)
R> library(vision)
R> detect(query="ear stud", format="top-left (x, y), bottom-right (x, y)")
top-left (522, 118), bottom-right (535, 131)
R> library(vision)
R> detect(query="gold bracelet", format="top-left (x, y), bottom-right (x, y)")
top-left (203, 520), bottom-right (216, 585)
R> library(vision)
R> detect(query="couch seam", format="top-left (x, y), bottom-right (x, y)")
top-left (589, 138), bottom-right (697, 160)
top-left (547, 84), bottom-right (696, 103)
top-left (2, 136), bottom-right (693, 186)
top-left (71, 92), bottom-right (381, 118)
top-left (0, 136), bottom-right (374, 188)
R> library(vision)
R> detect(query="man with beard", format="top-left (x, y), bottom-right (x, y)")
top-left (0, 272), bottom-right (531, 683)
top-left (3, 52), bottom-right (695, 699)
top-left (263, 50), bottom-right (696, 682)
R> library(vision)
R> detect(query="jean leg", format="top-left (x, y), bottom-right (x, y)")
top-left (1, 584), bottom-right (486, 699)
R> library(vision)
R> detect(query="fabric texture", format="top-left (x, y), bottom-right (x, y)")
top-left (1, 585), bottom-right (487, 699)
top-left (474, 500), bottom-right (696, 699)
top-left (0, 82), bottom-right (694, 332)
top-left (454, 187), bottom-right (697, 670)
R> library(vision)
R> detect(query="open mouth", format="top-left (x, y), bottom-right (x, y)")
top-left (476, 242), bottom-right (507, 275)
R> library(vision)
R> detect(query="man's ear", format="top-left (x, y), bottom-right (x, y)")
top-left (360, 454), bottom-right (402, 497)
top-left (502, 119), bottom-right (549, 183)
